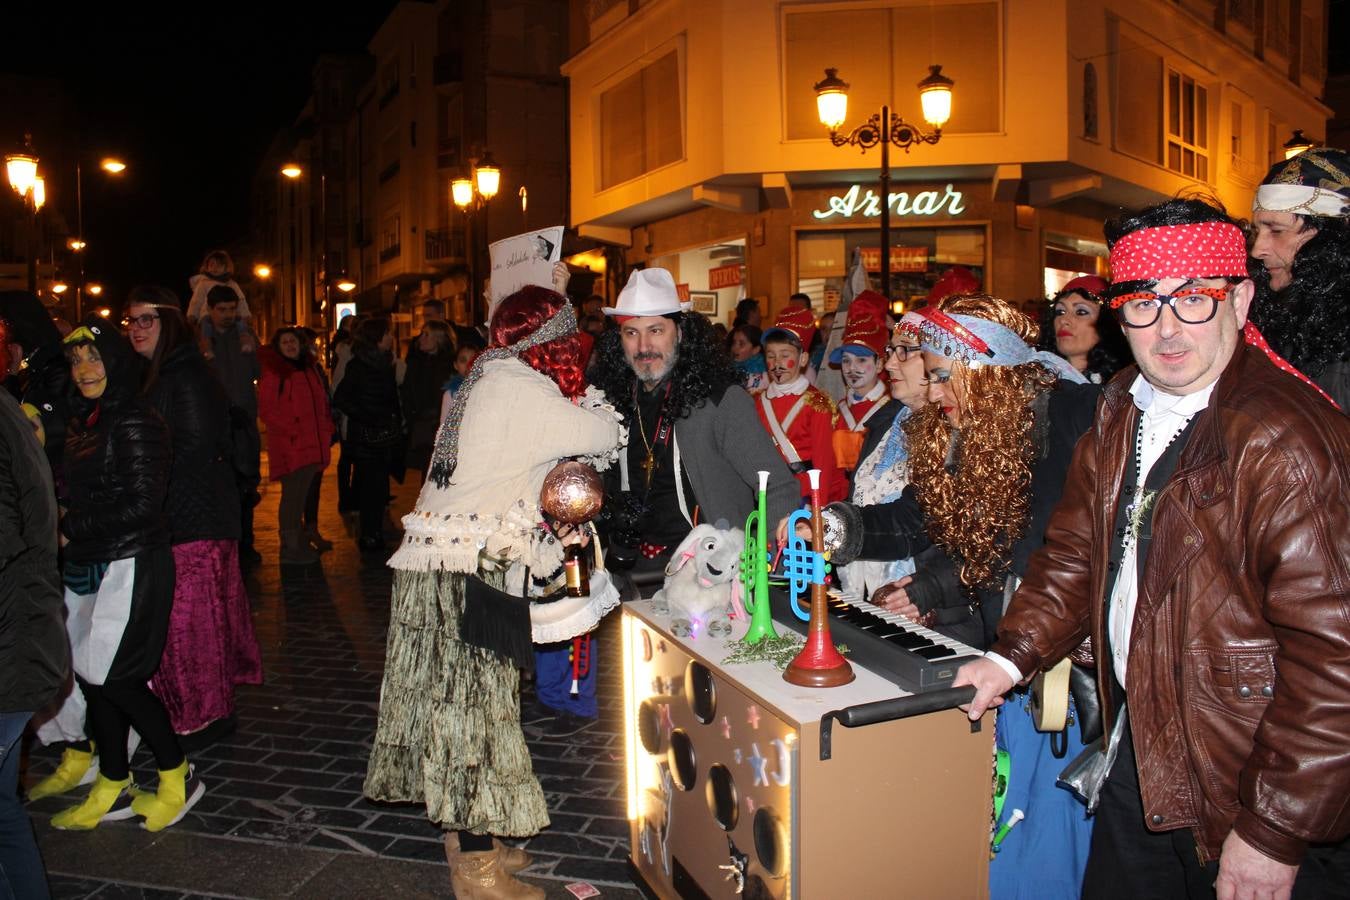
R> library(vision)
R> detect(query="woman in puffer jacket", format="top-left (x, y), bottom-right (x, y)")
top-left (258, 327), bottom-right (334, 563)
top-left (125, 286), bottom-right (262, 745)
top-left (332, 316), bottom-right (402, 553)
top-left (51, 315), bottom-right (202, 832)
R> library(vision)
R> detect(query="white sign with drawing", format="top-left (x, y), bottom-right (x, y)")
top-left (489, 225), bottom-right (564, 299)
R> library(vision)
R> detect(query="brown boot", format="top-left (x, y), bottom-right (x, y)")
top-left (449, 848), bottom-right (544, 900)
top-left (444, 833), bottom-right (531, 874)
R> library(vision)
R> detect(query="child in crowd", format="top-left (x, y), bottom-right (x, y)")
top-left (186, 251), bottom-right (254, 352)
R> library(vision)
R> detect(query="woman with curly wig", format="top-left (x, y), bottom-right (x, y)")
top-left (364, 286), bottom-right (621, 900)
top-left (818, 292), bottom-right (1099, 899)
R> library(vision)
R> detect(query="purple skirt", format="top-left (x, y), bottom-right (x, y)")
top-left (151, 540), bottom-right (263, 734)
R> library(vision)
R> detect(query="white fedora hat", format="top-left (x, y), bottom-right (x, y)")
top-left (602, 267), bottom-right (691, 317)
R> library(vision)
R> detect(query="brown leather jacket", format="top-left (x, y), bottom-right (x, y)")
top-left (992, 342), bottom-right (1350, 866)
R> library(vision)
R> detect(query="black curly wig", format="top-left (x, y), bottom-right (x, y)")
top-left (1035, 289), bottom-right (1135, 383)
top-left (591, 312), bottom-right (739, 419)
top-left (1248, 215), bottom-right (1350, 378)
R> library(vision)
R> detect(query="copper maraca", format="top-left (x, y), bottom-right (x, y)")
top-left (540, 460), bottom-right (604, 524)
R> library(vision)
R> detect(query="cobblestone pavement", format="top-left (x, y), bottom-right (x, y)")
top-left (23, 463), bottom-right (643, 900)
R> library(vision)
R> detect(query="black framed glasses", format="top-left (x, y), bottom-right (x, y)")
top-left (122, 313), bottom-right (161, 331)
top-left (884, 343), bottom-right (922, 361)
top-left (1112, 288), bottom-right (1226, 329)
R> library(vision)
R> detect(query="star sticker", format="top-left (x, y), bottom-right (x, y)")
top-left (658, 703), bottom-right (673, 736)
top-left (719, 715), bottom-right (732, 740)
top-left (733, 748), bottom-right (743, 765)
top-left (744, 795), bottom-right (757, 814)
top-left (749, 743), bottom-right (769, 787)
top-left (746, 704), bottom-right (761, 730)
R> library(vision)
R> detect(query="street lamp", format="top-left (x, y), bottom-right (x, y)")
top-left (253, 263), bottom-right (272, 279)
top-left (453, 152), bottom-right (502, 323)
top-left (86, 283), bottom-right (103, 297)
top-left (51, 281), bottom-right (68, 294)
top-left (6, 135), bottom-right (41, 292)
top-left (75, 155), bottom-right (127, 320)
top-left (335, 275), bottom-right (356, 293)
top-left (1283, 129), bottom-right (1316, 160)
top-left (814, 65), bottom-right (954, 300)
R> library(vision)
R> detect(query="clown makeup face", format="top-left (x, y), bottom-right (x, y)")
top-left (764, 340), bottom-right (806, 385)
top-left (1119, 276), bottom-right (1251, 396)
top-left (839, 349), bottom-right (881, 396)
top-left (884, 337), bottom-right (927, 409)
top-left (1052, 293), bottom-right (1101, 371)
top-left (69, 344), bottom-right (108, 399)
top-left (621, 315), bottom-right (680, 388)
top-left (1250, 211), bottom-right (1316, 291)
top-left (923, 351), bottom-right (965, 426)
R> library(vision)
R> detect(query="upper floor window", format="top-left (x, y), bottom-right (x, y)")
top-left (1166, 69), bottom-right (1208, 181)
top-left (599, 50), bottom-right (682, 190)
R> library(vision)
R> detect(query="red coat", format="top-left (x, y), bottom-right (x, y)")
top-left (753, 386), bottom-right (848, 502)
top-left (258, 347), bottom-right (333, 481)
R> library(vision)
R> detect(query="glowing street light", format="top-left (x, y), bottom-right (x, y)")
top-left (280, 163), bottom-right (302, 179)
top-left (97, 307), bottom-right (111, 318)
top-left (1283, 129), bottom-right (1316, 160)
top-left (51, 281), bottom-right (68, 294)
top-left (6, 146), bottom-right (38, 198)
top-left (253, 263), bottom-right (272, 279)
top-left (335, 276), bottom-right (357, 293)
top-left (86, 283), bottom-right (103, 297)
top-left (68, 238), bottom-right (88, 251)
top-left (474, 152), bottom-right (501, 200)
top-left (31, 176), bottom-right (45, 210)
top-left (100, 158), bottom-right (126, 174)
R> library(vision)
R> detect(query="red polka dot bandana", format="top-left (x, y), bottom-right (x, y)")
top-left (1108, 222), bottom-right (1248, 287)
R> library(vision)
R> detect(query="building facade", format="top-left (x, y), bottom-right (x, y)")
top-left (563, 0), bottom-right (1331, 322)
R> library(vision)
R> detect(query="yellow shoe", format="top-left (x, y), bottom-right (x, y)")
top-left (131, 761), bottom-right (205, 832)
top-left (50, 775), bottom-right (134, 830)
top-left (28, 746), bottom-right (98, 801)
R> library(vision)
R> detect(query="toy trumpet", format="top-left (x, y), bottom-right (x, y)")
top-left (783, 469), bottom-right (854, 688)
top-left (739, 470), bottom-right (778, 644)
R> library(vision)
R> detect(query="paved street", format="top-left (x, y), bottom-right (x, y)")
top-left (22, 463), bottom-right (642, 900)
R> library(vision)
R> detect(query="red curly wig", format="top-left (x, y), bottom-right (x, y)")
top-left (489, 284), bottom-right (586, 399)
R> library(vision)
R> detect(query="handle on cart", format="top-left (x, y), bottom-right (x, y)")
top-left (819, 686), bottom-right (978, 760)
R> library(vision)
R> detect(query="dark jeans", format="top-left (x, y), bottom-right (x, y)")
top-left (0, 712), bottom-right (48, 900)
top-left (81, 678), bottom-right (183, 781)
top-left (337, 442), bottom-right (356, 512)
top-left (1083, 719), bottom-right (1350, 899)
top-left (354, 459), bottom-right (389, 541)
top-left (278, 465), bottom-right (320, 537)
top-left (303, 464), bottom-right (322, 527)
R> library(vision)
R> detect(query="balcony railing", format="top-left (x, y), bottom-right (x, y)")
top-left (379, 243), bottom-right (402, 263)
top-left (425, 228), bottom-right (465, 261)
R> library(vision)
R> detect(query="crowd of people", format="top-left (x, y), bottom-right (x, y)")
top-left (3, 149), bottom-right (1349, 900)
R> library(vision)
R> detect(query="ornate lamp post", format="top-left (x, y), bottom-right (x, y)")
top-left (451, 150), bottom-right (502, 323)
top-left (6, 135), bottom-right (41, 293)
top-left (814, 66), bottom-right (954, 300)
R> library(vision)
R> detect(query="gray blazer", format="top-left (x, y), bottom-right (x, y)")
top-left (672, 385), bottom-right (800, 529)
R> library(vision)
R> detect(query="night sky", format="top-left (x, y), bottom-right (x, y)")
top-left (3, 3), bottom-right (398, 306)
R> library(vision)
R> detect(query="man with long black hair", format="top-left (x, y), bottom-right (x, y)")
top-left (1249, 147), bottom-right (1350, 410)
top-left (957, 197), bottom-right (1350, 898)
top-left (590, 268), bottom-right (797, 582)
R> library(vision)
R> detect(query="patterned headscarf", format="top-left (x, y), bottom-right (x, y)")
top-left (1253, 147), bottom-right (1350, 218)
top-left (427, 302), bottom-right (578, 487)
top-left (901, 307), bottom-right (1087, 384)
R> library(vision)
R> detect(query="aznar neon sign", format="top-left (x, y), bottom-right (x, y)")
top-left (811, 183), bottom-right (965, 220)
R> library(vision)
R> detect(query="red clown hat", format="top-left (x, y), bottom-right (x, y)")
top-left (829, 305), bottom-right (888, 363)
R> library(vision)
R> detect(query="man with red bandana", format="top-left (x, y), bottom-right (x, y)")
top-left (754, 307), bottom-right (847, 502)
top-left (956, 198), bottom-right (1350, 899)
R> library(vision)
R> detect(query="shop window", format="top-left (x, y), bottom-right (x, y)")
top-left (794, 225), bottom-right (987, 309)
top-left (599, 50), bottom-right (682, 189)
top-left (783, 3), bottom-right (1000, 140)
top-left (1166, 69), bottom-right (1208, 182)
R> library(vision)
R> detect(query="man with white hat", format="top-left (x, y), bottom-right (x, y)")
top-left (591, 268), bottom-right (798, 581)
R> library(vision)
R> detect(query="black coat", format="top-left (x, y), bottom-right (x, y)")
top-left (0, 390), bottom-right (69, 713)
top-left (333, 350), bottom-right (402, 455)
top-left (144, 343), bottom-right (240, 544)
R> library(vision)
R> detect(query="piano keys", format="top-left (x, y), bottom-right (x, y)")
top-left (771, 588), bottom-right (981, 693)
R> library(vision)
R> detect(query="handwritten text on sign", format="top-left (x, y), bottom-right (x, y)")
top-left (811, 183), bottom-right (965, 220)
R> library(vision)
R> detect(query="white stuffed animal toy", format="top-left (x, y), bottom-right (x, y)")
top-left (655, 522), bottom-right (745, 637)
